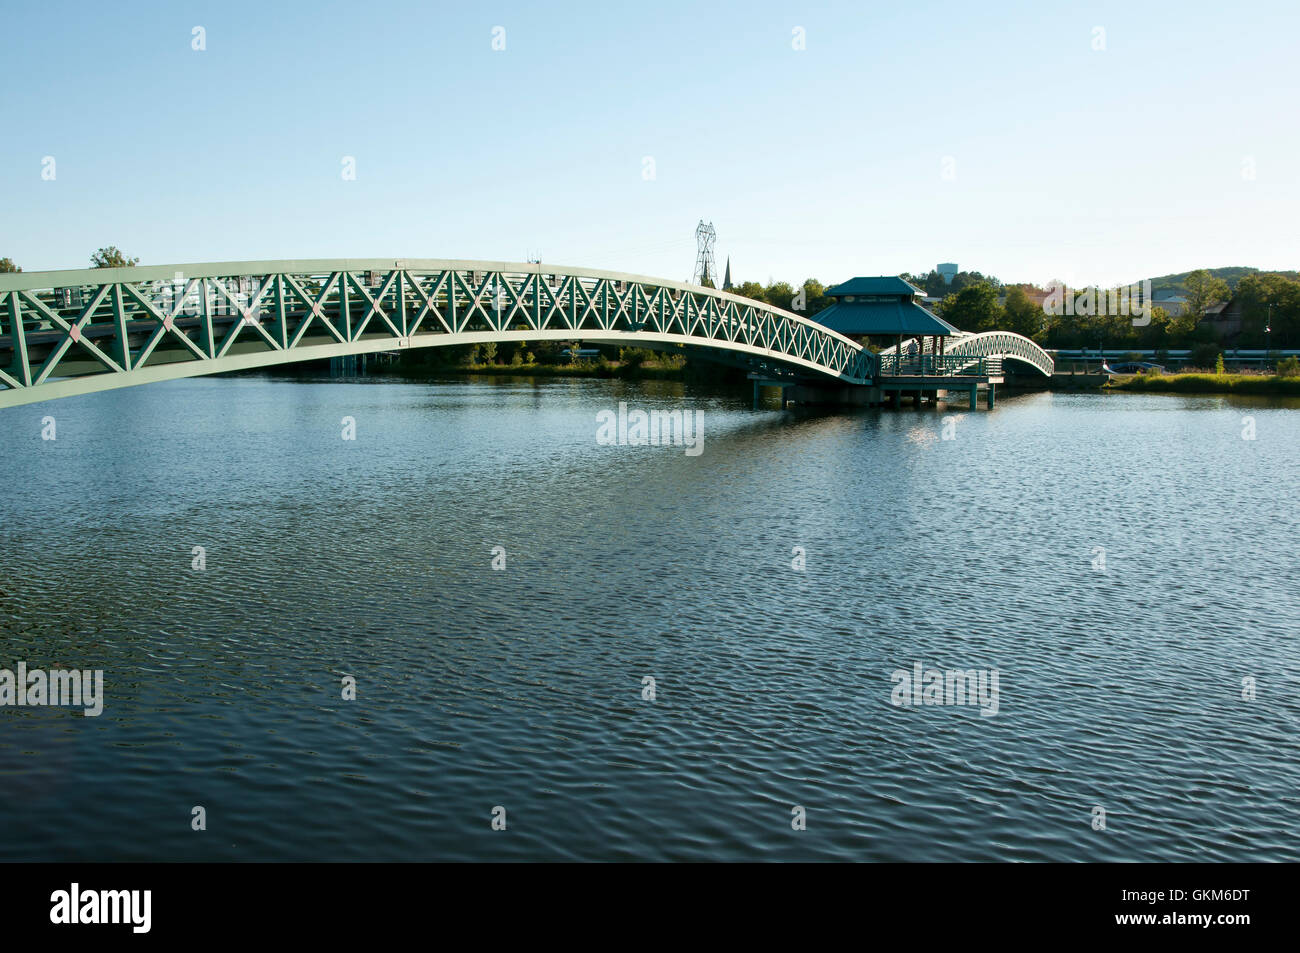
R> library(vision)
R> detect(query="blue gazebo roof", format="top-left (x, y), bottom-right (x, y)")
top-left (824, 276), bottom-right (924, 297)
top-left (813, 299), bottom-right (959, 336)
top-left (813, 275), bottom-right (957, 336)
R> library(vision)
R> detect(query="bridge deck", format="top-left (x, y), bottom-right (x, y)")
top-left (880, 374), bottom-right (1003, 386)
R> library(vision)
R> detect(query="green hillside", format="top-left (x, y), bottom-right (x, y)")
top-left (1144, 267), bottom-right (1298, 296)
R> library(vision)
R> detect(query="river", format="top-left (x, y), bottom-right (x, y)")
top-left (1, 374), bottom-right (1297, 861)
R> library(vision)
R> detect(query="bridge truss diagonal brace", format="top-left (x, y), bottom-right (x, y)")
top-left (0, 260), bottom-right (877, 408)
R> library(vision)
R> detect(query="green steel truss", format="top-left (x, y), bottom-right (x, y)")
top-left (880, 331), bottom-right (1055, 377)
top-left (0, 259), bottom-right (877, 408)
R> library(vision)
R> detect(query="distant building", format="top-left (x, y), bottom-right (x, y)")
top-left (937, 263), bottom-right (959, 285)
top-left (1152, 292), bottom-right (1187, 315)
top-left (1200, 299), bottom-right (1241, 340)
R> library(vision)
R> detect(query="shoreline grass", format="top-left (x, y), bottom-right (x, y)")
top-left (1106, 372), bottom-right (1300, 396)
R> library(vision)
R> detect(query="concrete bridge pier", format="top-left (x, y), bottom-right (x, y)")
top-left (750, 376), bottom-right (797, 409)
top-left (954, 383), bottom-right (992, 408)
top-left (786, 382), bottom-right (881, 408)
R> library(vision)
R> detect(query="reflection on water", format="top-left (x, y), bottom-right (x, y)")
top-left (0, 374), bottom-right (1297, 861)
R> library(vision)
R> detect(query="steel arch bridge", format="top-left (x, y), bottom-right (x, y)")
top-left (880, 330), bottom-right (1055, 377)
top-left (0, 260), bottom-right (876, 409)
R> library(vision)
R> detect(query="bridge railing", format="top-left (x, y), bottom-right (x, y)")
top-left (877, 354), bottom-right (996, 377)
top-left (880, 331), bottom-right (1053, 377)
top-left (0, 260), bottom-right (878, 406)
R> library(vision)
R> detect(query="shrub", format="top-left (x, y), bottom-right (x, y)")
top-left (1190, 343), bottom-right (1220, 368)
top-left (618, 347), bottom-right (650, 368)
top-left (1277, 355), bottom-right (1300, 378)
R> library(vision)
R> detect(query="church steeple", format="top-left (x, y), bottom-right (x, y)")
top-left (722, 257), bottom-right (732, 291)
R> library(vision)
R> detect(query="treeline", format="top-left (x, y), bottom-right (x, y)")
top-left (901, 268), bottom-right (1001, 299)
top-left (725, 279), bottom-right (834, 315)
top-left (727, 267), bottom-right (1300, 352)
top-left (940, 269), bottom-right (1299, 351)
top-left (725, 269), bottom-right (1004, 321)
top-left (1, 247), bottom-right (139, 273)
top-left (396, 337), bottom-right (705, 376)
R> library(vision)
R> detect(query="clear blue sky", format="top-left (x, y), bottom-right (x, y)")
top-left (3, 0), bottom-right (1297, 288)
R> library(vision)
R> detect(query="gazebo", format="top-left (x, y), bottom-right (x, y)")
top-left (812, 276), bottom-right (958, 359)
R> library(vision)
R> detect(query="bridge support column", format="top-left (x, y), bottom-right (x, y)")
top-left (750, 377), bottom-right (795, 410)
top-left (986, 382), bottom-right (995, 409)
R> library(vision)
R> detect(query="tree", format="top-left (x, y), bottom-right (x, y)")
top-left (1183, 269), bottom-right (1230, 323)
top-left (1137, 305), bottom-right (1172, 349)
top-left (906, 269), bottom-right (1002, 299)
top-left (1166, 302), bottom-right (1201, 339)
top-left (763, 281), bottom-right (796, 311)
top-left (730, 280), bottom-right (766, 304)
top-left (939, 282), bottom-right (1003, 333)
top-left (91, 246), bottom-right (139, 269)
top-left (1236, 272), bottom-right (1300, 348)
top-left (721, 278), bottom-right (831, 315)
top-left (798, 279), bottom-right (830, 315)
top-left (618, 347), bottom-right (651, 368)
top-left (0, 257), bottom-right (19, 273)
top-left (1189, 342), bottom-right (1220, 369)
top-left (1003, 286), bottom-right (1043, 339)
